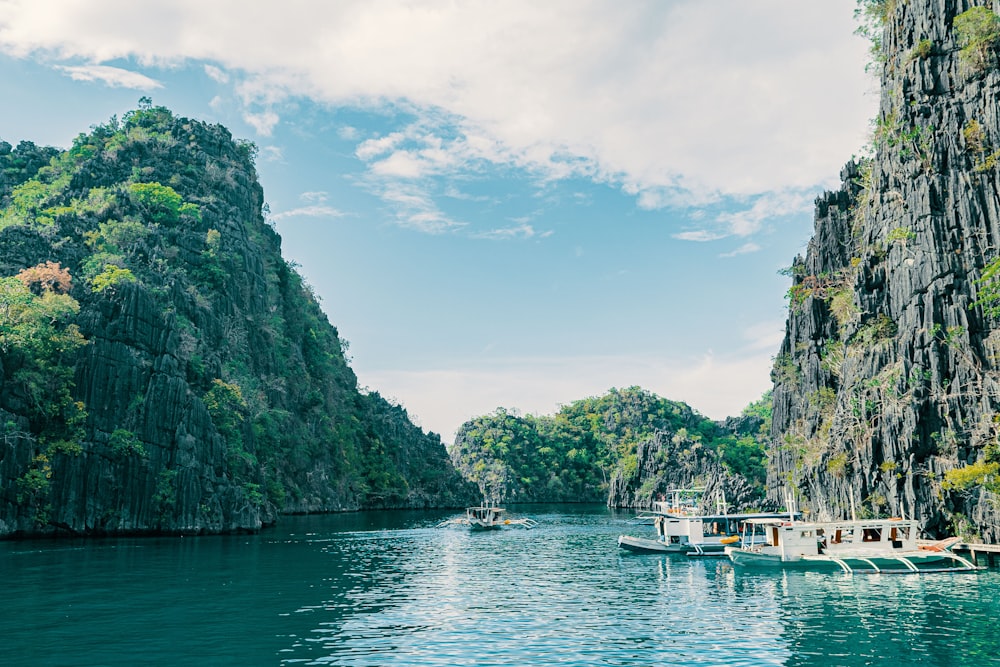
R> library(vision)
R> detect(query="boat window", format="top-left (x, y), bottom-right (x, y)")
top-left (890, 525), bottom-right (911, 542)
top-left (862, 528), bottom-right (882, 542)
top-left (800, 530), bottom-right (813, 538)
top-left (832, 528), bottom-right (856, 544)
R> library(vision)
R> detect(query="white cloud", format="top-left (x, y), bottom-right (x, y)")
top-left (473, 222), bottom-right (539, 240)
top-left (674, 230), bottom-right (727, 242)
top-left (0, 0), bottom-right (874, 207)
top-left (338, 126), bottom-right (361, 141)
top-left (676, 190), bottom-right (816, 244)
top-left (720, 242), bottom-right (761, 258)
top-left (376, 182), bottom-right (467, 233)
top-left (359, 350), bottom-right (775, 442)
top-left (355, 121), bottom-right (512, 187)
top-left (716, 191), bottom-right (814, 237)
top-left (54, 64), bottom-right (161, 90)
top-left (356, 133), bottom-right (405, 161)
top-left (270, 205), bottom-right (345, 221)
top-left (243, 109), bottom-right (279, 136)
top-left (203, 63), bottom-right (228, 83)
top-left (742, 319), bottom-right (787, 351)
top-left (300, 191), bottom-right (328, 203)
top-left (370, 151), bottom-right (428, 178)
top-left (259, 145), bottom-right (284, 162)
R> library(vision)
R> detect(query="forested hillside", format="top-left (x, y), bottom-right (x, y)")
top-left (0, 104), bottom-right (475, 537)
top-left (450, 386), bottom-right (769, 510)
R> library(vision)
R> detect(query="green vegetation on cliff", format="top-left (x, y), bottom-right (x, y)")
top-left (0, 103), bottom-right (473, 537)
top-left (450, 386), bottom-right (769, 508)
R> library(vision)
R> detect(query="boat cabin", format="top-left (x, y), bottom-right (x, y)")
top-left (739, 517), bottom-right (919, 560)
top-left (653, 512), bottom-right (797, 547)
top-left (653, 514), bottom-right (703, 546)
top-left (467, 506), bottom-right (505, 526)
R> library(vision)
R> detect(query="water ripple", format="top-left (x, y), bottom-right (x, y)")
top-left (2, 507), bottom-right (998, 667)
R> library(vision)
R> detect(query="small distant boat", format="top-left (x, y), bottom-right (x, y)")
top-left (437, 504), bottom-right (538, 531)
top-left (725, 516), bottom-right (982, 574)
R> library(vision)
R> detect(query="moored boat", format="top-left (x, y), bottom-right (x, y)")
top-left (725, 517), bottom-right (981, 574)
top-left (618, 487), bottom-right (796, 555)
top-left (618, 511), bottom-right (791, 555)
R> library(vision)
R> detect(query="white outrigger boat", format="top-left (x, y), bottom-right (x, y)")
top-left (725, 516), bottom-right (981, 574)
top-left (437, 504), bottom-right (537, 531)
top-left (618, 488), bottom-right (796, 556)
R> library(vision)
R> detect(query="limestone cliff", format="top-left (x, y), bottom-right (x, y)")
top-left (771, 0), bottom-right (1000, 541)
top-left (0, 106), bottom-right (475, 538)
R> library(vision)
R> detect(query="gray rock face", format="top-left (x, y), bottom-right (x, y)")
top-left (771, 0), bottom-right (1000, 540)
top-left (606, 429), bottom-right (709, 509)
top-left (606, 422), bottom-right (766, 513)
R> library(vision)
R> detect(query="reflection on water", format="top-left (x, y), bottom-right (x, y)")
top-left (2, 505), bottom-right (998, 666)
top-left (770, 569), bottom-right (996, 667)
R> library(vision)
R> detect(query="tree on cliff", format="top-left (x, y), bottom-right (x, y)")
top-left (0, 264), bottom-right (86, 438)
top-left (0, 140), bottom-right (60, 200)
top-left (0, 263), bottom-right (87, 526)
top-left (954, 6), bottom-right (1000, 72)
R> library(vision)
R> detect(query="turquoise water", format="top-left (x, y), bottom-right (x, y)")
top-left (2, 505), bottom-right (998, 666)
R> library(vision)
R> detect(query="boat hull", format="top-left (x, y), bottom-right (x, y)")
top-left (617, 535), bottom-right (686, 554)
top-left (726, 547), bottom-right (981, 573)
top-left (468, 523), bottom-right (503, 531)
top-left (619, 535), bottom-right (746, 556)
top-left (726, 547), bottom-right (839, 570)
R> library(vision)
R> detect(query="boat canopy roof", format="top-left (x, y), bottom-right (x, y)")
top-left (740, 517), bottom-right (918, 529)
top-left (647, 511), bottom-right (800, 521)
top-left (698, 512), bottom-right (800, 521)
top-left (650, 512), bottom-right (797, 521)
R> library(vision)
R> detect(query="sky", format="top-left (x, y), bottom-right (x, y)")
top-left (0, 0), bottom-right (878, 442)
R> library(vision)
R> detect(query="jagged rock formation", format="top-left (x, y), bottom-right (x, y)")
top-left (771, 0), bottom-right (1000, 541)
top-left (607, 436), bottom-right (764, 512)
top-left (606, 407), bottom-right (767, 511)
top-left (0, 107), bottom-right (475, 538)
